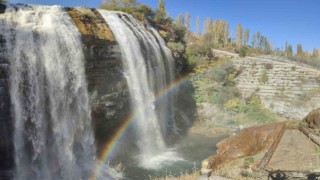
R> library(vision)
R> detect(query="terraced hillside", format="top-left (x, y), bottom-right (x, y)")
top-left (234, 56), bottom-right (320, 120)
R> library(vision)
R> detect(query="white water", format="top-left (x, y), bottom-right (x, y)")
top-left (99, 10), bottom-right (181, 169)
top-left (0, 5), bottom-right (96, 179)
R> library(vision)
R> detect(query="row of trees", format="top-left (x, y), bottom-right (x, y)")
top-left (175, 10), bottom-right (318, 58)
top-left (100, 0), bottom-right (319, 65)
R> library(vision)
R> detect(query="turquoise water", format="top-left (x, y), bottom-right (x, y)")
top-left (124, 133), bottom-right (226, 179)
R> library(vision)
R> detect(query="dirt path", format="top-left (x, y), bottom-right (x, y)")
top-left (266, 130), bottom-right (320, 171)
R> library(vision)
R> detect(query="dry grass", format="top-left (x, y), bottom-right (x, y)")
top-left (150, 165), bottom-right (201, 180)
top-left (212, 155), bottom-right (268, 180)
top-left (150, 171), bottom-right (200, 180)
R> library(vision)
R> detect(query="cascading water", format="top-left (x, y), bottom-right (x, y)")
top-left (99, 10), bottom-right (181, 169)
top-left (0, 5), bottom-right (96, 179)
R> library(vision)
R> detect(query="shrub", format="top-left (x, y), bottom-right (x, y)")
top-left (236, 46), bottom-right (248, 57)
top-left (251, 62), bottom-right (257, 69)
top-left (211, 86), bottom-right (241, 108)
top-left (167, 42), bottom-right (185, 54)
top-left (260, 69), bottom-right (268, 83)
top-left (247, 95), bottom-right (261, 106)
top-left (244, 157), bottom-right (255, 168)
top-left (224, 98), bottom-right (241, 110)
top-left (187, 56), bottom-right (207, 68)
top-left (263, 63), bottom-right (273, 70)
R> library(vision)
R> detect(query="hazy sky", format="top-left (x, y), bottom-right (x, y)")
top-left (8, 0), bottom-right (320, 51)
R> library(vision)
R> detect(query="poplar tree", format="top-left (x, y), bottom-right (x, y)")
top-left (196, 16), bottom-right (200, 34)
top-left (185, 12), bottom-right (191, 29)
top-left (225, 22), bottom-right (229, 48)
top-left (175, 13), bottom-right (184, 26)
top-left (158, 0), bottom-right (166, 14)
top-left (244, 28), bottom-right (250, 46)
top-left (236, 23), bottom-right (243, 47)
top-left (99, 0), bottom-right (118, 10)
top-left (204, 17), bottom-right (213, 34)
top-left (121, 0), bottom-right (136, 7)
top-left (312, 48), bottom-right (319, 58)
top-left (297, 44), bottom-right (304, 57)
top-left (286, 44), bottom-right (293, 57)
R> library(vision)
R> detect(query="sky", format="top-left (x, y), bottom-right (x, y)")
top-left (8, 0), bottom-right (320, 51)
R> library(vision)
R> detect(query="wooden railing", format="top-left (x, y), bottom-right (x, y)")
top-left (257, 122), bottom-right (286, 169)
top-left (299, 123), bottom-right (320, 146)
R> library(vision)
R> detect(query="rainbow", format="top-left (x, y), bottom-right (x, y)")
top-left (90, 63), bottom-right (217, 179)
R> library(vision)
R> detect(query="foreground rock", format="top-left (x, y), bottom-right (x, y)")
top-left (204, 122), bottom-right (286, 170)
top-left (304, 108), bottom-right (320, 131)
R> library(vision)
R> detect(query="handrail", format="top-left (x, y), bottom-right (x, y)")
top-left (298, 123), bottom-right (320, 146)
top-left (257, 122), bottom-right (286, 169)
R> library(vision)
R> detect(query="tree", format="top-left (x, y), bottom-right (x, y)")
top-left (285, 44), bottom-right (293, 57)
top-left (312, 48), bottom-right (319, 58)
top-left (175, 13), bottom-right (184, 26)
top-left (158, 0), bottom-right (166, 14)
top-left (236, 23), bottom-right (243, 48)
top-left (99, 0), bottom-right (119, 10)
top-left (244, 28), bottom-right (250, 46)
top-left (297, 44), bottom-right (304, 57)
top-left (204, 17), bottom-right (213, 34)
top-left (121, 0), bottom-right (137, 7)
top-left (224, 22), bottom-right (229, 48)
top-left (196, 16), bottom-right (200, 34)
top-left (251, 32), bottom-right (257, 48)
top-left (185, 12), bottom-right (191, 29)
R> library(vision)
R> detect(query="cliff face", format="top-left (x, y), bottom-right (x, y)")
top-left (0, 18), bottom-right (14, 172)
top-left (67, 7), bottom-right (130, 147)
top-left (234, 56), bottom-right (320, 120)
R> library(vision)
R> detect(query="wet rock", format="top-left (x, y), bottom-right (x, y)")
top-left (0, 3), bottom-right (6, 14)
top-left (67, 7), bottom-right (130, 148)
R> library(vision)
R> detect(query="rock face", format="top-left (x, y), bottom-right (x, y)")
top-left (0, 28), bottom-right (14, 172)
top-left (207, 122), bottom-right (285, 170)
top-left (67, 7), bottom-right (130, 147)
top-left (0, 3), bottom-right (6, 14)
top-left (234, 56), bottom-right (320, 120)
top-left (304, 108), bottom-right (320, 130)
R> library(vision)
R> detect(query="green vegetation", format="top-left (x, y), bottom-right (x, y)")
top-left (236, 24), bottom-right (243, 48)
top-left (192, 59), bottom-right (282, 126)
top-left (260, 69), bottom-right (268, 84)
top-left (0, 0), bottom-right (6, 3)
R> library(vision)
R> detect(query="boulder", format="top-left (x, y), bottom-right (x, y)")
top-left (304, 108), bottom-right (320, 129)
top-left (207, 122), bottom-right (285, 170)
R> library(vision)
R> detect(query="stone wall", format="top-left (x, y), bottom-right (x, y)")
top-left (234, 57), bottom-right (320, 120)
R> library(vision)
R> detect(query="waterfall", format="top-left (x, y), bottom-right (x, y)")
top-left (0, 5), bottom-right (96, 179)
top-left (99, 10), bottom-right (181, 169)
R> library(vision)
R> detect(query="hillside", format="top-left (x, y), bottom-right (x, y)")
top-left (234, 56), bottom-right (320, 120)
